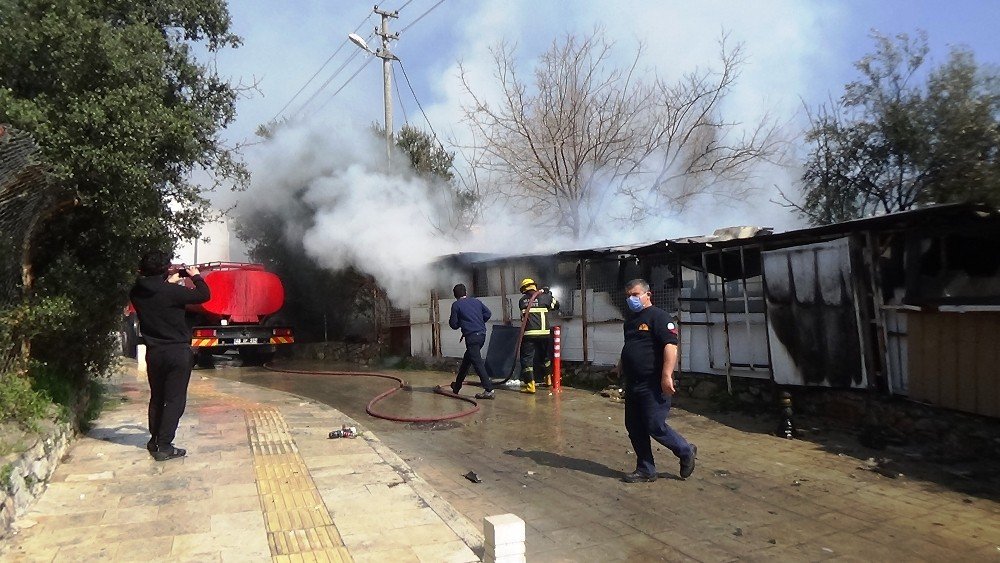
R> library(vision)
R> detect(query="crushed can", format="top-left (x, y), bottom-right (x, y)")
top-left (329, 425), bottom-right (358, 439)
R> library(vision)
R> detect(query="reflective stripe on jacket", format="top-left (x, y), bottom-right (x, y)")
top-left (518, 291), bottom-right (559, 337)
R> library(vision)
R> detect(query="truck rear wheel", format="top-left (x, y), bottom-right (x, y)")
top-left (196, 349), bottom-right (215, 368)
top-left (239, 347), bottom-right (275, 366)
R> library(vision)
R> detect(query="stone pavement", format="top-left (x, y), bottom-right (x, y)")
top-left (0, 362), bottom-right (482, 562)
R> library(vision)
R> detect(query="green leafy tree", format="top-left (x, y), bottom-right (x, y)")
top-left (389, 123), bottom-right (477, 235)
top-left (0, 0), bottom-right (245, 420)
top-left (794, 31), bottom-right (1000, 225)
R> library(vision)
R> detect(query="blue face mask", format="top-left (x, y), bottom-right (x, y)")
top-left (626, 295), bottom-right (644, 312)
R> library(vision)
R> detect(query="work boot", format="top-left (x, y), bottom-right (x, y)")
top-left (520, 381), bottom-right (536, 394)
top-left (474, 390), bottom-right (495, 400)
top-left (622, 471), bottom-right (657, 483)
top-left (152, 445), bottom-right (186, 462)
top-left (450, 381), bottom-right (461, 394)
top-left (679, 444), bottom-right (697, 479)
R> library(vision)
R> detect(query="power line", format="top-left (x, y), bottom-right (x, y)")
top-left (270, 15), bottom-right (372, 122)
top-left (271, 17), bottom-right (372, 122)
top-left (397, 60), bottom-right (445, 149)
top-left (393, 65), bottom-right (409, 125)
top-left (400, 0), bottom-right (447, 33)
top-left (289, 36), bottom-right (372, 120)
top-left (311, 56), bottom-right (377, 116)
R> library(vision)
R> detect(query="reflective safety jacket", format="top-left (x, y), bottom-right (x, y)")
top-left (518, 290), bottom-right (559, 337)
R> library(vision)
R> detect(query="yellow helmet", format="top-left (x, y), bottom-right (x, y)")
top-left (519, 278), bottom-right (536, 292)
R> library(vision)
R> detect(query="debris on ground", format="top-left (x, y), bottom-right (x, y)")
top-left (328, 425), bottom-right (357, 439)
top-left (860, 457), bottom-right (904, 479)
top-left (600, 386), bottom-right (625, 403)
top-left (464, 471), bottom-right (482, 483)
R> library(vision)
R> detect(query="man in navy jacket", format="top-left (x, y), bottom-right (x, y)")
top-left (448, 283), bottom-right (496, 399)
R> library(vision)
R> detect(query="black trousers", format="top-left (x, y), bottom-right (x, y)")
top-left (519, 336), bottom-right (550, 384)
top-left (146, 345), bottom-right (195, 446)
top-left (455, 332), bottom-right (493, 391)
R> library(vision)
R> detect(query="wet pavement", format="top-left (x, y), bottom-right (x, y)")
top-left (4, 355), bottom-right (999, 561)
top-left (208, 359), bottom-right (1000, 562)
top-left (1, 361), bottom-right (481, 562)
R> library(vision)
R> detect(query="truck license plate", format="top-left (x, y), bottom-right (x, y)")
top-left (234, 338), bottom-right (259, 344)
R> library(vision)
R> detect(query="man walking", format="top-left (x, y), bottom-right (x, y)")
top-left (448, 283), bottom-right (496, 400)
top-left (619, 278), bottom-right (696, 482)
top-left (129, 251), bottom-right (210, 461)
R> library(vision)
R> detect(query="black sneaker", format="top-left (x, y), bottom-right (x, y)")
top-left (475, 391), bottom-right (495, 400)
top-left (152, 445), bottom-right (186, 462)
top-left (450, 382), bottom-right (461, 394)
top-left (622, 471), bottom-right (657, 483)
top-left (679, 444), bottom-right (697, 479)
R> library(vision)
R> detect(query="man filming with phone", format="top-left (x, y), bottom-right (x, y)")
top-left (129, 251), bottom-right (209, 461)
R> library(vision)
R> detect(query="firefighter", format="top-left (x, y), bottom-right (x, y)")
top-left (517, 278), bottom-right (559, 394)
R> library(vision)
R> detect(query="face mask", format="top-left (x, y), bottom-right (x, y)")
top-left (626, 295), bottom-right (644, 312)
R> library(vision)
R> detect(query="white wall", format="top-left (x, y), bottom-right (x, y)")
top-left (175, 217), bottom-right (235, 264)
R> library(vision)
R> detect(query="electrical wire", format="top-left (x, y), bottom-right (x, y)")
top-left (311, 56), bottom-right (377, 116)
top-left (289, 48), bottom-right (363, 119)
top-left (271, 15), bottom-right (373, 123)
top-left (397, 60), bottom-right (445, 148)
top-left (399, 0), bottom-right (447, 33)
top-left (393, 62), bottom-right (409, 125)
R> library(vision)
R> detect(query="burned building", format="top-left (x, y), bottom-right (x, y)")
top-left (410, 203), bottom-right (1000, 419)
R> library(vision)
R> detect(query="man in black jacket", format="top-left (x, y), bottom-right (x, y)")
top-left (129, 251), bottom-right (210, 461)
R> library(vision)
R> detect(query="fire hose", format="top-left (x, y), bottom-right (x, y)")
top-left (491, 289), bottom-right (542, 386)
top-left (260, 291), bottom-right (547, 419)
top-left (263, 365), bottom-right (481, 422)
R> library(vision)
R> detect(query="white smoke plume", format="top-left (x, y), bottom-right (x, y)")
top-left (228, 0), bottom-right (838, 306)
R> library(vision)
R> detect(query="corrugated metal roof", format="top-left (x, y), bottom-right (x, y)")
top-left (436, 203), bottom-right (1000, 266)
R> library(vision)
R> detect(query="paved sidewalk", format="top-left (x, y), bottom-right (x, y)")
top-left (1, 363), bottom-right (482, 562)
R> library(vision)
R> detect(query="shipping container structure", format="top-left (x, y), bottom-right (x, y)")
top-left (410, 203), bottom-right (1000, 418)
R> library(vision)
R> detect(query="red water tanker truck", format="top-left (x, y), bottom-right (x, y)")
top-left (123, 262), bottom-right (294, 365)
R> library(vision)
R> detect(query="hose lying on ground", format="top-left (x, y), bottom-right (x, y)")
top-left (263, 364), bottom-right (481, 422)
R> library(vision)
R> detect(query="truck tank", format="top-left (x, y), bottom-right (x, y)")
top-left (183, 262), bottom-right (294, 366)
top-left (189, 265), bottom-right (285, 322)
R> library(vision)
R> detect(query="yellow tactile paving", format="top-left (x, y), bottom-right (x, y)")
top-left (246, 406), bottom-right (353, 562)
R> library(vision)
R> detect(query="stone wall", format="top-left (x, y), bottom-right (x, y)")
top-left (0, 419), bottom-right (74, 538)
top-left (292, 341), bottom-right (384, 366)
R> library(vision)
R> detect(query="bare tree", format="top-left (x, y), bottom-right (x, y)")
top-left (457, 29), bottom-right (783, 239)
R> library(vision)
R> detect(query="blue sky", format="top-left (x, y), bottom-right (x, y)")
top-left (215, 1), bottom-right (1000, 144)
top-left (205, 0), bottom-right (1000, 253)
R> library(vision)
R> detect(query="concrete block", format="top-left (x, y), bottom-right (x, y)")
top-left (485, 540), bottom-right (526, 557)
top-left (483, 513), bottom-right (525, 547)
top-left (484, 555), bottom-right (527, 563)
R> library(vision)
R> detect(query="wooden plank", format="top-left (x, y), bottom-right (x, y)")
top-left (976, 314), bottom-right (1000, 418)
top-left (937, 313), bottom-right (960, 410)
top-left (907, 314), bottom-right (927, 402)
top-left (955, 314), bottom-right (978, 414)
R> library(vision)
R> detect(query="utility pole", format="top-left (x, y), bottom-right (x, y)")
top-left (374, 6), bottom-right (399, 164)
